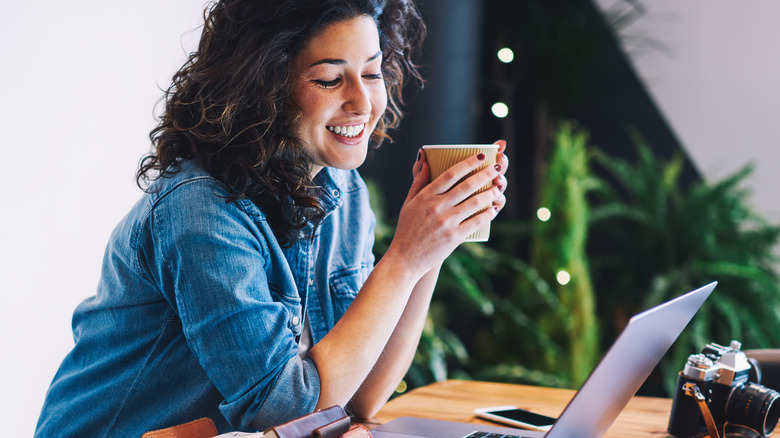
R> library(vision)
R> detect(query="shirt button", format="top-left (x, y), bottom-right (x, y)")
top-left (332, 189), bottom-right (340, 198)
top-left (291, 316), bottom-right (300, 326)
top-left (308, 278), bottom-right (314, 286)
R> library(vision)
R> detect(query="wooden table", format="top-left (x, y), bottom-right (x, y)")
top-left (368, 379), bottom-right (776, 437)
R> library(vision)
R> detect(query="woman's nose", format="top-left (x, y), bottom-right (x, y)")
top-left (343, 81), bottom-right (371, 115)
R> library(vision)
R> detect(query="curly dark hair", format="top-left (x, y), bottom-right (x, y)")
top-left (138, 0), bottom-right (425, 245)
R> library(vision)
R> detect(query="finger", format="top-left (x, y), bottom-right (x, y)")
top-left (452, 185), bottom-right (502, 223)
top-left (404, 160), bottom-right (430, 204)
top-left (496, 151), bottom-right (508, 176)
top-left (493, 139), bottom-right (507, 154)
top-left (457, 195), bottom-right (500, 236)
top-left (428, 153), bottom-right (494, 196)
top-left (491, 139), bottom-right (508, 176)
top-left (412, 148), bottom-right (425, 178)
top-left (492, 174), bottom-right (507, 193)
top-left (427, 153), bottom-right (487, 195)
top-left (439, 162), bottom-right (501, 207)
top-left (491, 192), bottom-right (506, 212)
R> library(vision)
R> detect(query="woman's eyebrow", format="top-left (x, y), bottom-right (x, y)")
top-left (309, 58), bottom-right (346, 68)
top-left (308, 51), bottom-right (382, 68)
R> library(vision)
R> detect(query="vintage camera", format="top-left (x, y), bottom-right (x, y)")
top-left (668, 341), bottom-right (780, 437)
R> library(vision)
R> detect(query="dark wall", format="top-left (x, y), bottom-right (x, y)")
top-left (360, 0), bottom-right (701, 224)
top-left (564, 1), bottom-right (701, 182)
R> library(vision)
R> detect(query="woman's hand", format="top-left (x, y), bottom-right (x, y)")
top-left (410, 139), bottom-right (508, 210)
top-left (331, 142), bottom-right (508, 417)
top-left (385, 140), bottom-right (509, 279)
top-left (492, 139), bottom-right (509, 212)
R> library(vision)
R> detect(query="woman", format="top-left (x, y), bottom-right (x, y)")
top-left (35, 0), bottom-right (508, 436)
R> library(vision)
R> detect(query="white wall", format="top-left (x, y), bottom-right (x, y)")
top-left (595, 0), bottom-right (780, 223)
top-left (0, 1), bottom-right (204, 435)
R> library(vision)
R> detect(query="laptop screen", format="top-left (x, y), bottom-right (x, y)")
top-left (545, 282), bottom-right (716, 438)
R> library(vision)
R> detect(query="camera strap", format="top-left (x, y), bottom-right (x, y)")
top-left (682, 382), bottom-right (724, 438)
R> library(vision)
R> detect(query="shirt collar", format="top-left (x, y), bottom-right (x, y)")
top-left (313, 167), bottom-right (345, 214)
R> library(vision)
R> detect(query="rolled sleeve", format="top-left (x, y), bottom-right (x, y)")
top-left (240, 357), bottom-right (320, 431)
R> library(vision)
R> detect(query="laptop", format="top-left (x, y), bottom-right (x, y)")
top-left (372, 282), bottom-right (717, 438)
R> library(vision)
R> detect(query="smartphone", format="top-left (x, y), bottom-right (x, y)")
top-left (474, 405), bottom-right (557, 432)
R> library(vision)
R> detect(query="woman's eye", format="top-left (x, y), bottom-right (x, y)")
top-left (313, 78), bottom-right (341, 88)
top-left (363, 73), bottom-right (383, 81)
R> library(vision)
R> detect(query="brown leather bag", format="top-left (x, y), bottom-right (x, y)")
top-left (141, 406), bottom-right (370, 438)
top-left (142, 417), bottom-right (218, 438)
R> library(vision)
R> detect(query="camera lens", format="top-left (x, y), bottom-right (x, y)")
top-left (727, 383), bottom-right (780, 436)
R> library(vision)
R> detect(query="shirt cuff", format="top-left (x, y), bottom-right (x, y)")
top-left (220, 356), bottom-right (321, 431)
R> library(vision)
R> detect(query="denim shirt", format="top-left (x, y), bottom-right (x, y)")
top-left (35, 160), bottom-right (376, 437)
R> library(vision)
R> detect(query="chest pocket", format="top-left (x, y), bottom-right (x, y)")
top-left (329, 264), bottom-right (370, 322)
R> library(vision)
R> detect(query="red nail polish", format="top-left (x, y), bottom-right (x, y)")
top-left (477, 153), bottom-right (486, 161)
top-left (494, 164), bottom-right (502, 172)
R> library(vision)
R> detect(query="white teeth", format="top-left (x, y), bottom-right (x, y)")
top-left (327, 124), bottom-right (365, 138)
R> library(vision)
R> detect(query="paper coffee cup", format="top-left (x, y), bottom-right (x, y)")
top-left (422, 144), bottom-right (499, 242)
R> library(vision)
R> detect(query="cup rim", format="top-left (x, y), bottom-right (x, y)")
top-left (422, 144), bottom-right (499, 149)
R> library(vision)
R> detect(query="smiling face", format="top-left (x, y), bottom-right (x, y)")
top-left (291, 15), bottom-right (388, 178)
